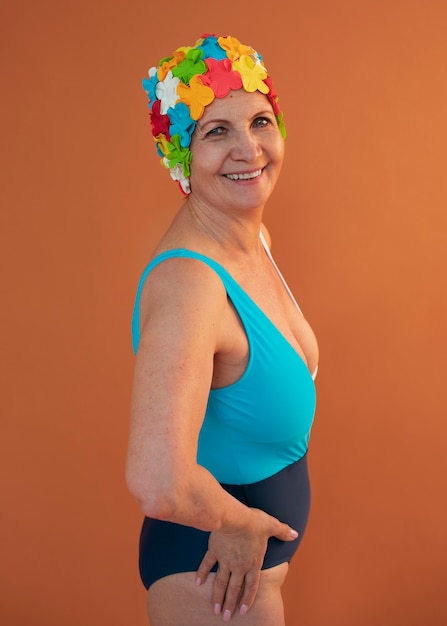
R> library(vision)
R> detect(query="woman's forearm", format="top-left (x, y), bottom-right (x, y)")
top-left (127, 463), bottom-right (255, 533)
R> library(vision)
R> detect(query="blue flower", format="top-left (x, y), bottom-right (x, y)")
top-left (198, 35), bottom-right (228, 61)
top-left (142, 67), bottom-right (159, 110)
top-left (167, 102), bottom-right (196, 148)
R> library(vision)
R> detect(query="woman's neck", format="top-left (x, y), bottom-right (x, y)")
top-left (182, 197), bottom-right (264, 255)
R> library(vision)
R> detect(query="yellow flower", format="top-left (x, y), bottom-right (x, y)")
top-left (232, 55), bottom-right (269, 93)
top-left (174, 46), bottom-right (192, 57)
top-left (177, 75), bottom-right (215, 120)
top-left (154, 133), bottom-right (170, 158)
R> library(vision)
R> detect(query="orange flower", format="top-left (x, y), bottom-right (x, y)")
top-left (217, 35), bottom-right (254, 62)
top-left (177, 75), bottom-right (215, 120)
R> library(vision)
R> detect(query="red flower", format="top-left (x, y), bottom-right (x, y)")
top-left (264, 75), bottom-right (281, 116)
top-left (201, 58), bottom-right (243, 98)
top-left (150, 99), bottom-right (171, 140)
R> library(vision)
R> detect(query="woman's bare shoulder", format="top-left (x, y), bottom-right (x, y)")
top-left (138, 255), bottom-right (228, 339)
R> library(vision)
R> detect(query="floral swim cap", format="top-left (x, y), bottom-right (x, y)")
top-left (142, 34), bottom-right (286, 195)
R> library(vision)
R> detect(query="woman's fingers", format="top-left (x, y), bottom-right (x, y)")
top-left (213, 568), bottom-right (260, 622)
top-left (233, 568), bottom-right (261, 617)
top-left (274, 523), bottom-right (299, 542)
top-left (211, 565), bottom-right (233, 618)
top-left (197, 551), bottom-right (262, 620)
top-left (267, 514), bottom-right (299, 542)
top-left (195, 550), bottom-right (217, 586)
top-left (195, 511), bottom-right (296, 619)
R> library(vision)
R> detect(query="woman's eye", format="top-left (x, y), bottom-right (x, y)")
top-left (206, 126), bottom-right (225, 137)
top-left (253, 117), bottom-right (270, 128)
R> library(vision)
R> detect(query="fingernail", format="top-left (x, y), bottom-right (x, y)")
top-left (223, 609), bottom-right (232, 622)
top-left (195, 576), bottom-right (202, 586)
top-left (290, 529), bottom-right (298, 538)
top-left (214, 603), bottom-right (221, 615)
top-left (240, 604), bottom-right (248, 615)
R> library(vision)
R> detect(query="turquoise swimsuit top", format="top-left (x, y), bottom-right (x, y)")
top-left (132, 248), bottom-right (316, 485)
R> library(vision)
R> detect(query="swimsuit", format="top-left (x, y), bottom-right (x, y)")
top-left (132, 238), bottom-right (317, 589)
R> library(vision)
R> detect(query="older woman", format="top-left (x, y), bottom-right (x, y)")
top-left (126, 34), bottom-right (319, 625)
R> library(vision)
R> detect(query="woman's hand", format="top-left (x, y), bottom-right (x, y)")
top-left (195, 508), bottom-right (298, 621)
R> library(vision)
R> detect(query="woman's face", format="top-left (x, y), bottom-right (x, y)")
top-left (189, 89), bottom-right (284, 212)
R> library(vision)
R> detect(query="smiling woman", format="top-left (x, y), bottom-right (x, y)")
top-left (189, 90), bottom-right (285, 212)
top-left (141, 34), bottom-right (286, 195)
top-left (126, 33), bottom-right (319, 625)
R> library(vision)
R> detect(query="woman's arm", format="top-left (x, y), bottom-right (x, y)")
top-left (126, 257), bottom-right (238, 527)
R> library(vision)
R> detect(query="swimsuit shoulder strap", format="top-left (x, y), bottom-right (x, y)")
top-left (259, 231), bottom-right (303, 315)
top-left (131, 248), bottom-right (237, 354)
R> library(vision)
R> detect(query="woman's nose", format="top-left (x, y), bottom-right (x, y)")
top-left (231, 129), bottom-right (262, 161)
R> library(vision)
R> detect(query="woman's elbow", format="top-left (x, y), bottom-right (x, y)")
top-left (125, 466), bottom-right (178, 519)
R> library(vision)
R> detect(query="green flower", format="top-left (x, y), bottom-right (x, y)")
top-left (172, 48), bottom-right (207, 85)
top-left (165, 134), bottom-right (192, 177)
top-left (276, 112), bottom-right (286, 139)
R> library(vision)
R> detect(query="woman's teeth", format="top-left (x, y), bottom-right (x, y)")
top-left (225, 169), bottom-right (262, 181)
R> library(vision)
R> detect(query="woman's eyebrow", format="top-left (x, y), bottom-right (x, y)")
top-left (199, 117), bottom-right (228, 127)
top-left (199, 110), bottom-right (274, 129)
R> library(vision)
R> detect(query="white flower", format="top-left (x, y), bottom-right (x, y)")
top-left (253, 51), bottom-right (265, 70)
top-left (155, 71), bottom-right (181, 114)
top-left (169, 162), bottom-right (191, 195)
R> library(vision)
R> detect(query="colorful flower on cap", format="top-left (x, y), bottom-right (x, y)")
top-left (167, 102), bottom-right (195, 148)
top-left (233, 55), bottom-right (269, 93)
top-left (264, 75), bottom-right (280, 116)
top-left (276, 111), bottom-right (286, 140)
top-left (150, 100), bottom-right (170, 140)
top-left (142, 67), bottom-right (159, 110)
top-left (202, 58), bottom-right (243, 98)
top-left (217, 36), bottom-right (255, 62)
top-left (142, 34), bottom-right (286, 194)
top-left (177, 74), bottom-right (215, 120)
top-left (168, 162), bottom-right (191, 195)
top-left (165, 134), bottom-right (192, 177)
top-left (154, 133), bottom-right (170, 159)
top-left (155, 71), bottom-right (180, 114)
top-left (197, 35), bottom-right (228, 61)
top-left (172, 48), bottom-right (207, 84)
top-left (158, 50), bottom-right (187, 81)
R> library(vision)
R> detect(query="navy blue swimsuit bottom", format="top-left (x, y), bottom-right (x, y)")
top-left (139, 453), bottom-right (310, 590)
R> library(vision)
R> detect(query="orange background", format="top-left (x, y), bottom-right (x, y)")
top-left (2, 1), bottom-right (447, 624)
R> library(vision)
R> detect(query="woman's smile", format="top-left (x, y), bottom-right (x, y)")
top-left (224, 168), bottom-right (263, 181)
